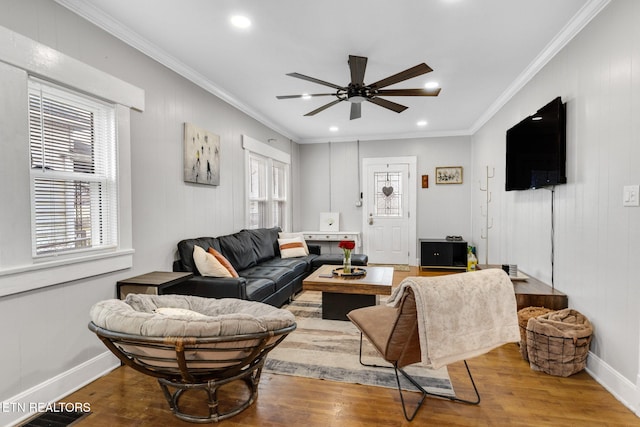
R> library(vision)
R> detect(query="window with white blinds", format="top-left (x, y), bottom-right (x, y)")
top-left (28, 79), bottom-right (117, 256)
top-left (248, 154), bottom-right (267, 229)
top-left (246, 151), bottom-right (289, 230)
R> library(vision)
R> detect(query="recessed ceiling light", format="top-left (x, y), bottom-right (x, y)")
top-left (424, 81), bottom-right (439, 89)
top-left (329, 126), bottom-right (339, 132)
top-left (417, 120), bottom-right (428, 127)
top-left (230, 15), bottom-right (251, 29)
top-left (302, 93), bottom-right (311, 100)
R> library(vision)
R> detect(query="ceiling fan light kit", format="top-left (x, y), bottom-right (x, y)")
top-left (277, 55), bottom-right (440, 120)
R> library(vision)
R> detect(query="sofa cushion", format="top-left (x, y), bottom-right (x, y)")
top-left (244, 278), bottom-right (277, 302)
top-left (245, 227), bottom-right (280, 262)
top-left (311, 253), bottom-right (368, 270)
top-left (218, 230), bottom-right (257, 272)
top-left (177, 237), bottom-right (222, 274)
top-left (260, 256), bottom-right (313, 276)
top-left (278, 237), bottom-right (307, 258)
top-left (208, 247), bottom-right (239, 278)
top-left (239, 266), bottom-right (296, 291)
top-left (278, 231), bottom-right (309, 255)
top-left (193, 245), bottom-right (232, 278)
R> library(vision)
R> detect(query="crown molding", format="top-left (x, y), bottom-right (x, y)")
top-left (469, 0), bottom-right (611, 134)
top-left (299, 128), bottom-right (472, 144)
top-left (55, 0), bottom-right (609, 144)
top-left (54, 0), bottom-right (299, 142)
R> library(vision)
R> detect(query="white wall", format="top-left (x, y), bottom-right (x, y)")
top-left (0, 1), bottom-right (296, 425)
top-left (298, 136), bottom-right (473, 257)
top-left (471, 0), bottom-right (639, 411)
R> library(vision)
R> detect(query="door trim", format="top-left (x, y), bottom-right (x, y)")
top-left (362, 156), bottom-right (417, 265)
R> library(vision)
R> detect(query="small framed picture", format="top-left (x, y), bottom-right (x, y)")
top-left (435, 166), bottom-right (463, 184)
top-left (319, 212), bottom-right (339, 231)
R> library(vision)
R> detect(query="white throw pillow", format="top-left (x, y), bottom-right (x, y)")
top-left (154, 307), bottom-right (209, 319)
top-left (278, 232), bottom-right (309, 254)
top-left (192, 245), bottom-right (232, 277)
top-left (278, 237), bottom-right (308, 258)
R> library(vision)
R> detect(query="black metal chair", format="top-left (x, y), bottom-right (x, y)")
top-left (347, 287), bottom-right (480, 421)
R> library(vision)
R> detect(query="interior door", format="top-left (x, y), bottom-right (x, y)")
top-left (363, 160), bottom-right (410, 265)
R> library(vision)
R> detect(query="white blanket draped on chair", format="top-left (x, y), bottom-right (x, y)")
top-left (387, 269), bottom-right (520, 369)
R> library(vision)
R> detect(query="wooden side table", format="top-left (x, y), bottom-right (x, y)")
top-left (117, 271), bottom-right (193, 300)
top-left (477, 265), bottom-right (568, 311)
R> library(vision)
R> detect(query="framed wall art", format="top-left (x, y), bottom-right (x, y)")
top-left (319, 212), bottom-right (339, 231)
top-left (435, 166), bottom-right (463, 184)
top-left (183, 122), bottom-right (220, 186)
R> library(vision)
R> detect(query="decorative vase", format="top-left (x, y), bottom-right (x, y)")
top-left (343, 251), bottom-right (352, 274)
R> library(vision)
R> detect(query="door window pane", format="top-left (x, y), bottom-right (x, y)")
top-left (374, 171), bottom-right (402, 217)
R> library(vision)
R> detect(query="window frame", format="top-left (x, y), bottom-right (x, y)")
top-left (0, 25), bottom-right (144, 297)
top-left (242, 135), bottom-right (290, 231)
top-left (28, 78), bottom-right (118, 258)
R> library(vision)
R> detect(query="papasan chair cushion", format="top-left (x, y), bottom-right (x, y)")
top-left (90, 293), bottom-right (295, 337)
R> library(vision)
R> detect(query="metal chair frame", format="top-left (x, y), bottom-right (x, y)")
top-left (357, 334), bottom-right (480, 421)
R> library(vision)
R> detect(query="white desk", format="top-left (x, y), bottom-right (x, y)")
top-left (303, 231), bottom-right (361, 252)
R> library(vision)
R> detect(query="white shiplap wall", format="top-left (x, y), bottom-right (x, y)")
top-left (471, 0), bottom-right (640, 412)
top-left (0, 1), bottom-right (294, 426)
top-left (299, 136), bottom-right (472, 263)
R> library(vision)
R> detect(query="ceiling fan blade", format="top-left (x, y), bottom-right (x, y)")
top-left (369, 63), bottom-right (433, 89)
top-left (286, 72), bottom-right (344, 90)
top-left (276, 93), bottom-right (335, 99)
top-left (376, 88), bottom-right (441, 96)
top-left (367, 97), bottom-right (408, 113)
top-left (349, 55), bottom-right (368, 86)
top-left (304, 99), bottom-right (344, 116)
top-left (350, 103), bottom-right (362, 120)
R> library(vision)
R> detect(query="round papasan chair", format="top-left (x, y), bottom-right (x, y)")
top-left (89, 293), bottom-right (296, 423)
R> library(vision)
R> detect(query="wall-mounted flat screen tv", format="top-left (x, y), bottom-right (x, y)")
top-left (505, 97), bottom-right (567, 191)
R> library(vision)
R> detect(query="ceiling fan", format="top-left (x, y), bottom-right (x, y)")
top-left (276, 55), bottom-right (440, 120)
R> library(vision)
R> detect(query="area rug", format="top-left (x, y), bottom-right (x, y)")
top-left (263, 292), bottom-right (454, 396)
top-left (368, 263), bottom-right (411, 272)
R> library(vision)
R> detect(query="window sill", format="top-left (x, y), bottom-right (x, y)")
top-left (0, 249), bottom-right (134, 297)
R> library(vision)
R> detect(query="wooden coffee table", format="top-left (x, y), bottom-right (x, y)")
top-left (302, 264), bottom-right (394, 320)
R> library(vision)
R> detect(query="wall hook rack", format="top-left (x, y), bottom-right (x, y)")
top-left (479, 166), bottom-right (495, 264)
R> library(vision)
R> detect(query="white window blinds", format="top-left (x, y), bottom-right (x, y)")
top-left (28, 78), bottom-right (118, 256)
top-left (248, 154), bottom-right (267, 229)
top-left (246, 152), bottom-right (289, 230)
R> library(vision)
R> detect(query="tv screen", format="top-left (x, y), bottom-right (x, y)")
top-left (505, 97), bottom-right (567, 191)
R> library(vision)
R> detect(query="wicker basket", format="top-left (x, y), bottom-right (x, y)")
top-left (525, 308), bottom-right (593, 377)
top-left (517, 307), bottom-right (554, 361)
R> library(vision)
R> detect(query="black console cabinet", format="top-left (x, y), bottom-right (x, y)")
top-left (419, 239), bottom-right (467, 270)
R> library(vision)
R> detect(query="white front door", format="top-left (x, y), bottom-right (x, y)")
top-left (362, 158), bottom-right (416, 265)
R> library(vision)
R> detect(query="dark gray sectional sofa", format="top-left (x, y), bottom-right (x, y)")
top-left (169, 227), bottom-right (367, 307)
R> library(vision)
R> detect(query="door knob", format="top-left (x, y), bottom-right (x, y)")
top-left (368, 213), bottom-right (373, 225)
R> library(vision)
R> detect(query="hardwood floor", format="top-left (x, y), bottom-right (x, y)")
top-left (62, 267), bottom-right (639, 426)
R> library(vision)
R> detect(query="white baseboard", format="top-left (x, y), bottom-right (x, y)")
top-left (586, 351), bottom-right (639, 417)
top-left (0, 351), bottom-right (119, 427)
